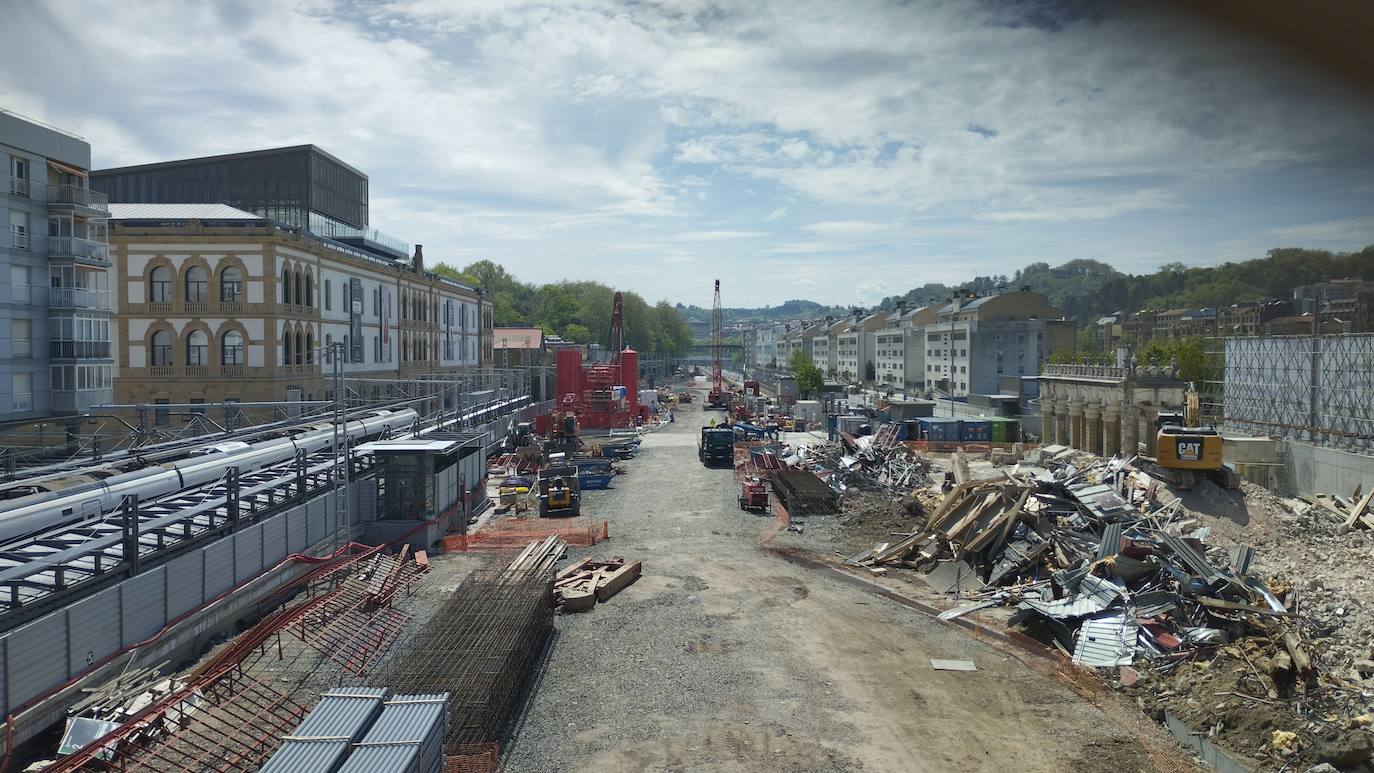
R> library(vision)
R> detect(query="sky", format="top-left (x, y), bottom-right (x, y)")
top-left (4, 0), bottom-right (1374, 308)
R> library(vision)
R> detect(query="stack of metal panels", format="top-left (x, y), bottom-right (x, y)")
top-left (259, 687), bottom-right (387, 773)
top-left (336, 693), bottom-right (450, 773)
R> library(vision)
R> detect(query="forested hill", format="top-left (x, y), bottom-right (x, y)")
top-left (674, 298), bottom-right (847, 324)
top-left (433, 260), bottom-right (694, 355)
top-left (881, 246), bottom-right (1374, 323)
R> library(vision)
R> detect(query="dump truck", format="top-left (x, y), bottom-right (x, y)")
top-left (698, 426), bottom-right (734, 467)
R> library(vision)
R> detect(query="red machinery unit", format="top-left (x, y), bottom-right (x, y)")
top-left (551, 345), bottom-right (645, 431)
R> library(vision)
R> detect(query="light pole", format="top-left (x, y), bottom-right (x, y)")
top-left (324, 341), bottom-right (347, 554)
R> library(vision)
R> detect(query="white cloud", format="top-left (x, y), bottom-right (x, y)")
top-left (674, 230), bottom-right (769, 241)
top-left (764, 207), bottom-right (788, 221)
top-left (803, 220), bottom-right (889, 234)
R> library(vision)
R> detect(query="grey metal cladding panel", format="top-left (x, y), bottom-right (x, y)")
top-left (261, 513), bottom-right (288, 566)
top-left (234, 524), bottom-right (264, 583)
top-left (203, 537), bottom-right (235, 597)
top-left (308, 502), bottom-right (327, 545)
top-left (258, 738), bottom-right (351, 773)
top-left (165, 551), bottom-right (205, 618)
top-left (0, 636), bottom-right (6, 716)
top-left (353, 480), bottom-right (377, 523)
top-left (287, 507), bottom-right (309, 553)
top-left (291, 690), bottom-right (386, 740)
top-left (67, 587), bottom-right (121, 676)
top-left (121, 567), bottom-right (166, 647)
top-left (8, 613), bottom-right (68, 709)
top-left (337, 742), bottom-right (419, 773)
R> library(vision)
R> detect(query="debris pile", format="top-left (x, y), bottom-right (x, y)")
top-left (554, 557), bottom-right (641, 612)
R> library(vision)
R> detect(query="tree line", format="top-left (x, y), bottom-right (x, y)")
top-left (434, 260), bottom-right (695, 355)
top-left (882, 245), bottom-right (1374, 325)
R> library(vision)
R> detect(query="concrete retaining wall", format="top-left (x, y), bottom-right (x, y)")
top-left (1280, 440), bottom-right (1374, 498)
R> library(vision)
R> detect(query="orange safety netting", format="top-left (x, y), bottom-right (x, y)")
top-left (442, 517), bottom-right (608, 551)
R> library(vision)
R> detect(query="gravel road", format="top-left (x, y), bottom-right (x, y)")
top-left (502, 387), bottom-right (1166, 773)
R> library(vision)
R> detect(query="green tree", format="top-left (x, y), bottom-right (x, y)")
top-left (1138, 336), bottom-right (1215, 384)
top-left (789, 350), bottom-right (823, 398)
top-left (563, 323), bottom-right (592, 343)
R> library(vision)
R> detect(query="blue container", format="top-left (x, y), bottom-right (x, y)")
top-left (916, 417), bottom-right (961, 442)
top-left (579, 472), bottom-right (614, 489)
top-left (958, 419), bottom-right (991, 442)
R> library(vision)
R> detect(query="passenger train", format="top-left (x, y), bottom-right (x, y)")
top-left (0, 408), bottom-right (418, 545)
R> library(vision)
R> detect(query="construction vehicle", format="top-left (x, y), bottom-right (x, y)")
top-left (738, 477), bottom-right (770, 512)
top-left (698, 426), bottom-right (734, 467)
top-left (1136, 390), bottom-right (1241, 490)
top-left (546, 410), bottom-right (580, 455)
top-left (537, 464), bottom-right (582, 517)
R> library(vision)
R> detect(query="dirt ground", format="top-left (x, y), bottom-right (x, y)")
top-left (501, 386), bottom-right (1189, 773)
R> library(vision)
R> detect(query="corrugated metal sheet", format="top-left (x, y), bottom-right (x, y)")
top-left (337, 743), bottom-right (419, 773)
top-left (1073, 613), bottom-right (1138, 667)
top-left (287, 506), bottom-right (309, 553)
top-left (66, 587), bottom-right (121, 676)
top-left (121, 567), bottom-right (166, 646)
top-left (234, 523), bottom-right (263, 583)
top-left (165, 550), bottom-right (204, 618)
top-left (1132, 590), bottom-right (1179, 618)
top-left (8, 613), bottom-right (67, 709)
top-left (261, 514), bottom-right (288, 566)
top-left (108, 203), bottom-right (262, 220)
top-left (1095, 522), bottom-right (1123, 561)
top-left (258, 738), bottom-right (352, 773)
top-left (1020, 575), bottom-right (1123, 619)
top-left (203, 537), bottom-right (235, 597)
top-left (291, 688), bottom-right (387, 739)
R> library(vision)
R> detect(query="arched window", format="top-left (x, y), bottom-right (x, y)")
top-left (295, 330), bottom-right (304, 365)
top-left (324, 279), bottom-right (332, 310)
top-left (222, 331), bottom-right (244, 365)
top-left (305, 274), bottom-right (313, 307)
top-left (150, 266), bottom-right (172, 303)
top-left (305, 330), bottom-right (314, 362)
top-left (220, 266), bottom-right (243, 303)
top-left (400, 290), bottom-right (407, 320)
top-left (281, 267), bottom-right (291, 304)
top-left (294, 268), bottom-right (303, 306)
top-left (282, 329), bottom-right (293, 366)
top-left (185, 266), bottom-right (207, 303)
top-left (151, 330), bottom-right (172, 365)
top-left (186, 330), bottom-right (208, 366)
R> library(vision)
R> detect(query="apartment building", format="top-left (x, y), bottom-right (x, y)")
top-left (108, 204), bottom-right (489, 423)
top-left (926, 292), bottom-right (1074, 397)
top-left (1, 110), bottom-right (113, 425)
top-left (874, 305), bottom-right (937, 391)
top-left (835, 309), bottom-right (887, 383)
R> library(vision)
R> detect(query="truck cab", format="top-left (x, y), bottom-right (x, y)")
top-left (698, 427), bottom-right (735, 467)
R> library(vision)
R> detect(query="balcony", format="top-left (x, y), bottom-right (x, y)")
top-left (49, 340), bottom-right (112, 360)
top-left (185, 365), bottom-right (210, 377)
top-left (149, 365), bottom-right (175, 378)
top-left (48, 287), bottom-right (110, 310)
top-left (9, 230), bottom-right (29, 251)
top-left (48, 236), bottom-right (110, 264)
top-left (51, 388), bottom-right (113, 415)
top-left (47, 184), bottom-right (109, 216)
top-left (4, 175), bottom-right (31, 199)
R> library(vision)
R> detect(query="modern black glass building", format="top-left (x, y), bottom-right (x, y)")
top-left (92, 145), bottom-right (408, 258)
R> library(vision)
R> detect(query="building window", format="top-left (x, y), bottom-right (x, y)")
top-left (325, 279), bottom-right (332, 310)
top-left (151, 330), bottom-right (173, 366)
top-left (283, 329), bottom-right (293, 365)
top-left (222, 331), bottom-right (244, 365)
top-left (12, 318), bottom-right (31, 358)
top-left (185, 266), bottom-right (208, 303)
top-left (282, 266), bottom-right (292, 304)
top-left (150, 266), bottom-right (172, 302)
top-left (305, 330), bottom-right (314, 362)
top-left (305, 273), bottom-right (314, 307)
top-left (220, 266), bottom-right (243, 302)
top-left (295, 330), bottom-right (304, 365)
top-left (294, 269), bottom-right (304, 306)
top-left (374, 335), bottom-right (381, 362)
top-left (186, 330), bottom-right (208, 366)
top-left (344, 281), bottom-right (351, 311)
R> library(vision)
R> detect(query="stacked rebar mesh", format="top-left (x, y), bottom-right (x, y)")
top-left (374, 567), bottom-right (554, 750)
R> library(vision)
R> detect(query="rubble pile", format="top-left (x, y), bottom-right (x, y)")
top-left (793, 430), bottom-right (932, 497)
top-left (839, 453), bottom-right (1374, 769)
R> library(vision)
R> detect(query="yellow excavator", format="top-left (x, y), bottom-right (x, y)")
top-left (1137, 390), bottom-right (1241, 490)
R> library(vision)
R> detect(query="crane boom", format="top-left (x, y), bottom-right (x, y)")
top-left (708, 279), bottom-right (726, 407)
top-left (610, 291), bottom-right (624, 364)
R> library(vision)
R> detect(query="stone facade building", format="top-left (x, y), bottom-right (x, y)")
top-left (108, 204), bottom-right (491, 424)
top-left (1038, 361), bottom-right (1189, 456)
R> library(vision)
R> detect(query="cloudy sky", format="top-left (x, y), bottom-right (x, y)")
top-left (4, 0), bottom-right (1374, 307)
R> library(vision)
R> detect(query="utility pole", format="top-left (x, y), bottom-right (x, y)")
top-left (329, 341), bottom-right (348, 554)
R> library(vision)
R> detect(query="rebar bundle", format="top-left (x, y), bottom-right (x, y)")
top-left (374, 568), bottom-right (554, 749)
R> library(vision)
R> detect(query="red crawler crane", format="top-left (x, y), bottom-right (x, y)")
top-left (707, 279), bottom-right (727, 409)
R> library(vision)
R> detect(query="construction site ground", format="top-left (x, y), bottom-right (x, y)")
top-left (502, 385), bottom-right (1190, 773)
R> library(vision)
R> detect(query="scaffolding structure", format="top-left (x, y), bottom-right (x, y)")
top-left (373, 568), bottom-right (554, 759)
top-left (1202, 334), bottom-right (1374, 450)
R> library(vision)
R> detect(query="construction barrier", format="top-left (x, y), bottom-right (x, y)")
top-left (444, 743), bottom-right (502, 773)
top-left (442, 517), bottom-right (608, 551)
